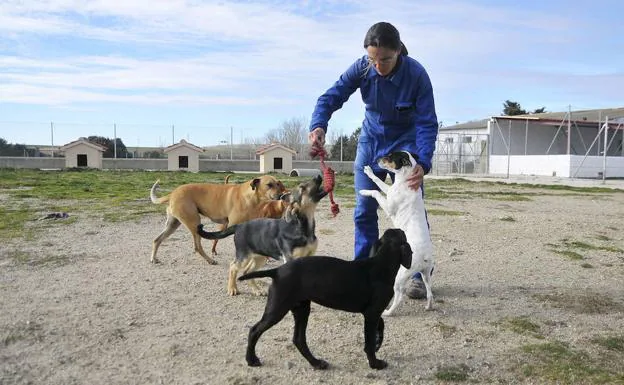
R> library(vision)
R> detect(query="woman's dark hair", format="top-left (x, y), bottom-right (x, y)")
top-left (363, 22), bottom-right (408, 55)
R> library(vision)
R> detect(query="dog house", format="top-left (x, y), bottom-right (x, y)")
top-left (256, 143), bottom-right (296, 174)
top-left (164, 139), bottom-right (204, 172)
top-left (60, 138), bottom-right (107, 169)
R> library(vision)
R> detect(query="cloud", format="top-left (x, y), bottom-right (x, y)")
top-left (0, 0), bottom-right (622, 124)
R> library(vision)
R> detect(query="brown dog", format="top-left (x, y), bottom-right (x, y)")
top-left (208, 174), bottom-right (291, 255)
top-left (149, 175), bottom-right (286, 264)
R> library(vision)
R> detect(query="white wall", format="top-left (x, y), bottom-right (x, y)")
top-left (490, 155), bottom-right (624, 178)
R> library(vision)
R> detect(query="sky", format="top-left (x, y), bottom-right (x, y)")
top-left (1, 0), bottom-right (623, 148)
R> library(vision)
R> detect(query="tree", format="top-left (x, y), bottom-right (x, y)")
top-left (532, 107), bottom-right (547, 114)
top-left (328, 127), bottom-right (360, 161)
top-left (87, 136), bottom-right (129, 158)
top-left (0, 138), bottom-right (36, 156)
top-left (143, 150), bottom-right (164, 159)
top-left (502, 100), bottom-right (527, 116)
top-left (264, 117), bottom-right (309, 159)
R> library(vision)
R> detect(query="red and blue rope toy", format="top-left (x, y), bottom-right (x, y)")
top-left (309, 143), bottom-right (340, 217)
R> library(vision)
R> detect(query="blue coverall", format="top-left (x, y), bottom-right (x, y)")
top-left (310, 54), bottom-right (439, 263)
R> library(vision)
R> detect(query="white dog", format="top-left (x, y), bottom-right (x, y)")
top-left (359, 151), bottom-right (435, 315)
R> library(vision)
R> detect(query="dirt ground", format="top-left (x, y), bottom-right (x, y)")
top-left (1, 182), bottom-right (624, 385)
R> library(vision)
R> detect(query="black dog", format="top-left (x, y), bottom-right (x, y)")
top-left (238, 228), bottom-right (412, 370)
top-left (197, 175), bottom-right (328, 296)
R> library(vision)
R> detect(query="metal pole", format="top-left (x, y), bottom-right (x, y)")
top-left (50, 122), bottom-right (54, 157)
top-left (507, 120), bottom-right (511, 178)
top-left (524, 118), bottom-right (528, 156)
top-left (567, 105), bottom-right (571, 155)
top-left (114, 123), bottom-right (117, 159)
top-left (230, 126), bottom-right (233, 160)
top-left (603, 116), bottom-right (608, 183)
top-left (340, 134), bottom-right (343, 162)
top-left (172, 125), bottom-right (175, 145)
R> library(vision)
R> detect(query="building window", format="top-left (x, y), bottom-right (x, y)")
top-left (273, 157), bottom-right (283, 170)
top-left (462, 136), bottom-right (472, 143)
top-left (179, 156), bottom-right (189, 168)
top-left (77, 154), bottom-right (88, 167)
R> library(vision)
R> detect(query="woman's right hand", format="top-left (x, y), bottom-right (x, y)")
top-left (308, 127), bottom-right (326, 147)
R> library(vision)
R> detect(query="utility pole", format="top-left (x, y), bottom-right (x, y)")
top-left (230, 126), bottom-right (233, 160)
top-left (172, 125), bottom-right (175, 145)
top-left (50, 122), bottom-right (54, 157)
top-left (114, 123), bottom-right (117, 158)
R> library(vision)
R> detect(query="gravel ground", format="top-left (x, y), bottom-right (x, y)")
top-left (1, 182), bottom-right (623, 384)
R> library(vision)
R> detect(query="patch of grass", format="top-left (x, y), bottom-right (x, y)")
top-left (434, 321), bottom-right (457, 338)
top-left (317, 228), bottom-right (335, 235)
top-left (592, 335), bottom-right (624, 352)
top-left (581, 263), bottom-right (594, 268)
top-left (7, 249), bottom-right (71, 267)
top-left (496, 316), bottom-right (543, 338)
top-left (594, 234), bottom-right (612, 241)
top-left (562, 239), bottom-right (624, 254)
top-left (2, 321), bottom-right (43, 346)
top-left (515, 341), bottom-right (623, 384)
top-left (0, 205), bottom-right (34, 240)
top-left (434, 363), bottom-right (470, 382)
top-left (533, 291), bottom-right (623, 314)
top-left (499, 215), bottom-right (516, 222)
top-left (550, 249), bottom-right (584, 260)
top-left (427, 209), bottom-right (464, 216)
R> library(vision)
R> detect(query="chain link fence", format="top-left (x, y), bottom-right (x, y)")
top-left (432, 133), bottom-right (490, 175)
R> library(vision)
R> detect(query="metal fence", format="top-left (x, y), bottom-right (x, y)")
top-left (432, 133), bottom-right (490, 175)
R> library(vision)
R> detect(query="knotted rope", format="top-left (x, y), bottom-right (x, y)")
top-left (309, 143), bottom-right (340, 217)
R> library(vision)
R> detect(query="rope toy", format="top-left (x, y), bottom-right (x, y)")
top-left (309, 143), bottom-right (340, 217)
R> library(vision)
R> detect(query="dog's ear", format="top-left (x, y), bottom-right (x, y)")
top-left (285, 202), bottom-right (300, 222)
top-left (250, 178), bottom-right (261, 190)
top-left (367, 239), bottom-right (382, 259)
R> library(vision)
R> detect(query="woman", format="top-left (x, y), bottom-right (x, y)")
top-left (308, 22), bottom-right (438, 299)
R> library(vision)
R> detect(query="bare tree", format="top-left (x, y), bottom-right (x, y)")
top-left (264, 117), bottom-right (309, 159)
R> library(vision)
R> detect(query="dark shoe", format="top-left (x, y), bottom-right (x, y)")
top-left (406, 278), bottom-right (427, 300)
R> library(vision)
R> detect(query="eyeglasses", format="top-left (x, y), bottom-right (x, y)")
top-left (367, 55), bottom-right (397, 66)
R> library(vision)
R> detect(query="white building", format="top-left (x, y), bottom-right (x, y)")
top-left (60, 138), bottom-right (107, 169)
top-left (256, 143), bottom-right (297, 174)
top-left (164, 139), bottom-right (204, 172)
top-left (439, 107), bottom-right (624, 178)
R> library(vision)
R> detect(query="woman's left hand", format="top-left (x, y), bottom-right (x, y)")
top-left (406, 164), bottom-right (425, 191)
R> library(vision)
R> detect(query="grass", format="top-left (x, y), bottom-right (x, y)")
top-left (434, 321), bottom-right (458, 338)
top-left (2, 321), bottom-right (43, 346)
top-left (495, 316), bottom-right (543, 338)
top-left (0, 168), bottom-right (619, 243)
top-left (499, 215), bottom-right (516, 222)
top-left (434, 363), bottom-right (471, 382)
top-left (427, 209), bottom-right (464, 216)
top-left (592, 335), bottom-right (624, 352)
top-left (546, 237), bottom-right (624, 262)
top-left (513, 340), bottom-right (624, 384)
top-left (533, 291), bottom-right (623, 314)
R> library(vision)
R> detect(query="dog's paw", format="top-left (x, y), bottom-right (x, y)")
top-left (247, 356), bottom-right (262, 367)
top-left (369, 359), bottom-right (388, 370)
top-left (205, 258), bottom-right (218, 265)
top-left (363, 165), bottom-right (374, 177)
top-left (312, 359), bottom-right (329, 370)
top-left (382, 309), bottom-right (393, 317)
top-left (359, 189), bottom-right (374, 197)
top-left (227, 287), bottom-right (239, 296)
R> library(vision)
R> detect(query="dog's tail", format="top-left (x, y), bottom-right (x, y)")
top-left (238, 268), bottom-right (278, 281)
top-left (150, 179), bottom-right (170, 204)
top-left (196, 223), bottom-right (237, 239)
top-left (224, 174), bottom-right (234, 184)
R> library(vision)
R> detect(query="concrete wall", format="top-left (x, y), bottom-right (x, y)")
top-left (0, 157), bottom-right (351, 175)
top-left (0, 157), bottom-right (65, 169)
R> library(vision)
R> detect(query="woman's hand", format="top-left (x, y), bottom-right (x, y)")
top-left (406, 164), bottom-right (425, 191)
top-left (308, 127), bottom-right (326, 147)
